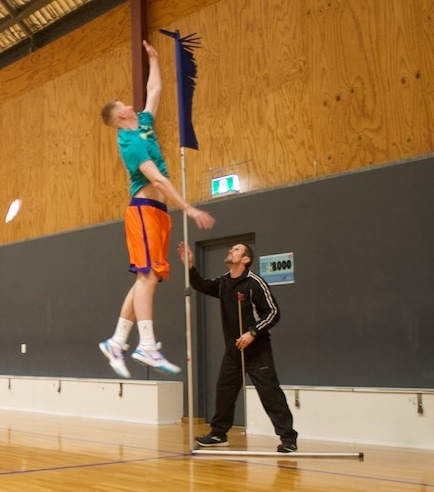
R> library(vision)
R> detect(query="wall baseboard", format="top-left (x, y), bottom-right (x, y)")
top-left (0, 376), bottom-right (183, 425)
top-left (246, 385), bottom-right (434, 450)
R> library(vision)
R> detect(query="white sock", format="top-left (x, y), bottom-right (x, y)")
top-left (137, 320), bottom-right (157, 348)
top-left (112, 317), bottom-right (134, 346)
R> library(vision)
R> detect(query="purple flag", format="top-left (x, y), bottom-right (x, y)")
top-left (160, 29), bottom-right (200, 150)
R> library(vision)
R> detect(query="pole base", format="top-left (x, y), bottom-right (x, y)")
top-left (192, 449), bottom-right (364, 459)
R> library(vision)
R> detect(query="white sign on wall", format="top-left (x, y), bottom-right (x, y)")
top-left (259, 252), bottom-right (294, 285)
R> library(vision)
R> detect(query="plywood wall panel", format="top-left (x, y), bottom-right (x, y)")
top-left (0, 0), bottom-right (433, 244)
top-left (151, 0), bottom-right (433, 205)
top-left (0, 5), bottom-right (132, 244)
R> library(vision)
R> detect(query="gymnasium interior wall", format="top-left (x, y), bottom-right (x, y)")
top-left (1, 0), bottom-right (433, 245)
top-left (1, 154), bottom-right (433, 391)
top-left (0, 0), bottom-right (433, 426)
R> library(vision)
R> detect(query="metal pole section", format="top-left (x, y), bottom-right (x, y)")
top-left (237, 293), bottom-right (247, 428)
top-left (180, 146), bottom-right (195, 451)
top-left (192, 449), bottom-right (364, 459)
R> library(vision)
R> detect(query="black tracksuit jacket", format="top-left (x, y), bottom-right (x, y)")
top-left (189, 265), bottom-right (280, 354)
top-left (189, 265), bottom-right (297, 442)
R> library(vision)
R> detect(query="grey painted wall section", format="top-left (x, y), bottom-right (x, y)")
top-left (1, 155), bottom-right (433, 398)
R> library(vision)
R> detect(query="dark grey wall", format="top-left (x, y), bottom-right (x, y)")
top-left (0, 222), bottom-right (136, 378)
top-left (1, 155), bottom-right (433, 394)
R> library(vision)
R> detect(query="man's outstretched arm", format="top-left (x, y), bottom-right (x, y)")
top-left (143, 40), bottom-right (161, 117)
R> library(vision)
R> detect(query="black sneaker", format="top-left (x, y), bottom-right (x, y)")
top-left (277, 441), bottom-right (297, 453)
top-left (195, 433), bottom-right (229, 447)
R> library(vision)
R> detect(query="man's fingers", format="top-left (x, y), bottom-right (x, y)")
top-left (200, 213), bottom-right (215, 229)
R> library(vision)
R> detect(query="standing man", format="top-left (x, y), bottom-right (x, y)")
top-left (99, 40), bottom-right (215, 378)
top-left (178, 242), bottom-right (298, 453)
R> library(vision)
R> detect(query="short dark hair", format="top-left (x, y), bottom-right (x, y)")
top-left (241, 243), bottom-right (254, 268)
top-left (101, 100), bottom-right (119, 126)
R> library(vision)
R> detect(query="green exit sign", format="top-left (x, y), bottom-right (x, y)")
top-left (211, 174), bottom-right (240, 197)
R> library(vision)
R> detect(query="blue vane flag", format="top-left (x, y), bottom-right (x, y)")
top-left (160, 29), bottom-right (201, 150)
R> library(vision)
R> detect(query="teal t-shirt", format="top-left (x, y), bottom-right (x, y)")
top-left (117, 111), bottom-right (169, 197)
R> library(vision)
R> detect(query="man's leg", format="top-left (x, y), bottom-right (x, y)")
top-left (99, 286), bottom-right (135, 379)
top-left (131, 271), bottom-right (181, 375)
top-left (196, 353), bottom-right (241, 447)
top-left (119, 285), bottom-right (136, 321)
top-left (247, 345), bottom-right (298, 452)
top-left (132, 271), bottom-right (158, 347)
top-left (132, 270), bottom-right (158, 320)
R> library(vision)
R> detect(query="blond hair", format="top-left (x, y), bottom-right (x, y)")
top-left (101, 100), bottom-right (120, 126)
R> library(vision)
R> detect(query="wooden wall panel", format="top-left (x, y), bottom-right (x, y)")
top-left (304, 0), bottom-right (433, 173)
top-left (0, 0), bottom-right (433, 245)
top-left (0, 4), bottom-right (132, 244)
top-left (151, 0), bottom-right (434, 204)
top-left (146, 0), bottom-right (221, 31)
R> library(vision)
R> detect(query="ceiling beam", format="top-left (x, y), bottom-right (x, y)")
top-left (0, 0), bottom-right (54, 32)
top-left (0, 0), bottom-right (34, 38)
top-left (0, 0), bottom-right (127, 70)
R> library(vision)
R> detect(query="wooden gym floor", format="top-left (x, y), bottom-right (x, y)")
top-left (0, 409), bottom-right (433, 491)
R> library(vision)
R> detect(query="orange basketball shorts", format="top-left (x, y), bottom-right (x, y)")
top-left (125, 198), bottom-right (172, 280)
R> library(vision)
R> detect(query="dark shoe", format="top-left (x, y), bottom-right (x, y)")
top-left (277, 441), bottom-right (297, 453)
top-left (195, 433), bottom-right (229, 447)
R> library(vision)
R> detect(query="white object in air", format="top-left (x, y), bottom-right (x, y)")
top-left (5, 198), bottom-right (22, 223)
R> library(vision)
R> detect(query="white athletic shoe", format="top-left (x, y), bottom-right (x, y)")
top-left (99, 339), bottom-right (131, 379)
top-left (132, 342), bottom-right (181, 375)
